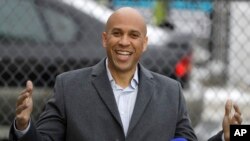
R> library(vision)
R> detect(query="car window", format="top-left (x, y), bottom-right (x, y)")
top-left (42, 7), bottom-right (78, 43)
top-left (0, 0), bottom-right (48, 43)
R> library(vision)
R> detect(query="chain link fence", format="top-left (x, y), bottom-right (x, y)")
top-left (1, 0), bottom-right (250, 140)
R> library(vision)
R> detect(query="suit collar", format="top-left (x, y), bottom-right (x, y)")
top-left (127, 64), bottom-right (155, 136)
top-left (91, 59), bottom-right (156, 137)
top-left (91, 59), bottom-right (123, 127)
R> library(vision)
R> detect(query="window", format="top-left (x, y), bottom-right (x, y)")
top-left (42, 7), bottom-right (78, 43)
top-left (0, 0), bottom-right (47, 43)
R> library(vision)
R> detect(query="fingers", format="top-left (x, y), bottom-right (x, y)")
top-left (26, 80), bottom-right (33, 95)
top-left (233, 113), bottom-right (243, 124)
top-left (16, 80), bottom-right (34, 114)
top-left (16, 92), bottom-right (29, 106)
top-left (15, 80), bottom-right (34, 130)
top-left (225, 99), bottom-right (233, 116)
top-left (233, 103), bottom-right (241, 116)
top-left (16, 81), bottom-right (33, 106)
top-left (232, 105), bottom-right (243, 124)
top-left (16, 103), bottom-right (28, 115)
top-left (18, 80), bottom-right (33, 97)
top-left (225, 100), bottom-right (243, 125)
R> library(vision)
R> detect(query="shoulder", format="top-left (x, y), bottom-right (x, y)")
top-left (151, 71), bottom-right (177, 84)
top-left (143, 67), bottom-right (180, 86)
top-left (58, 67), bottom-right (92, 79)
top-left (151, 71), bottom-right (181, 90)
top-left (55, 67), bottom-right (94, 85)
top-left (56, 59), bottom-right (106, 81)
top-left (139, 63), bottom-right (181, 89)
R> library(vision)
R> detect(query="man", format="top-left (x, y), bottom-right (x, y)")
top-left (10, 7), bottom-right (242, 141)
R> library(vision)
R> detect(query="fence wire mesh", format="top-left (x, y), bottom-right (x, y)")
top-left (0, 0), bottom-right (250, 140)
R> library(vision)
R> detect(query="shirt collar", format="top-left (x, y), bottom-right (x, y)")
top-left (105, 59), bottom-right (139, 89)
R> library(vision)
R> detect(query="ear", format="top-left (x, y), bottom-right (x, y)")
top-left (142, 36), bottom-right (148, 52)
top-left (102, 32), bottom-right (107, 48)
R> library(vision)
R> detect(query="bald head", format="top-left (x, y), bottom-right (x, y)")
top-left (105, 7), bottom-right (147, 36)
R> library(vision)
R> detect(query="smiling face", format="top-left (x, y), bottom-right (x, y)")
top-left (102, 7), bottom-right (148, 74)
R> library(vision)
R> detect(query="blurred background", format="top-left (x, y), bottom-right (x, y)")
top-left (1, 0), bottom-right (250, 140)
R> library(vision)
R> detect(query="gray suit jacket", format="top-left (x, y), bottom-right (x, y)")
top-left (9, 59), bottom-right (222, 141)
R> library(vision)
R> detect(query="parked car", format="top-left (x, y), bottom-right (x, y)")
top-left (0, 0), bottom-right (192, 88)
top-left (0, 0), bottom-right (196, 139)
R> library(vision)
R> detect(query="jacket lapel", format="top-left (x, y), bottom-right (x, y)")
top-left (127, 65), bottom-right (156, 136)
top-left (91, 59), bottom-right (123, 127)
top-left (90, 60), bottom-right (156, 137)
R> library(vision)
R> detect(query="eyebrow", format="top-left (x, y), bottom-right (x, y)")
top-left (111, 28), bottom-right (122, 32)
top-left (111, 28), bottom-right (142, 35)
top-left (130, 30), bottom-right (141, 35)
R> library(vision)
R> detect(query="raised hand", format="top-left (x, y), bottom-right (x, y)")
top-left (15, 80), bottom-right (33, 130)
top-left (223, 99), bottom-right (242, 141)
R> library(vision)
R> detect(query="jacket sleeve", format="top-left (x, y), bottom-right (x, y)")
top-left (207, 131), bottom-right (223, 141)
top-left (174, 82), bottom-right (198, 141)
top-left (9, 120), bottom-right (42, 141)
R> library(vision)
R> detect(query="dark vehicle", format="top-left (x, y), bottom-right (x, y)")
top-left (0, 0), bottom-right (195, 139)
top-left (0, 0), bottom-right (192, 88)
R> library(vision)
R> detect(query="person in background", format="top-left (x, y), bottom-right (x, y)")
top-left (9, 7), bottom-right (242, 141)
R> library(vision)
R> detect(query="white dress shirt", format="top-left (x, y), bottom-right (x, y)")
top-left (106, 59), bottom-right (138, 136)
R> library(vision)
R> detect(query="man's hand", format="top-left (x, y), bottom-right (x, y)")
top-left (223, 99), bottom-right (242, 141)
top-left (15, 80), bottom-right (33, 130)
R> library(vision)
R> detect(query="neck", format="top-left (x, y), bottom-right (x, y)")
top-left (109, 67), bottom-right (136, 89)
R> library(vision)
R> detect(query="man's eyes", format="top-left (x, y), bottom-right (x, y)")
top-left (111, 31), bottom-right (140, 38)
top-left (130, 33), bottom-right (140, 38)
top-left (111, 31), bottom-right (121, 36)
